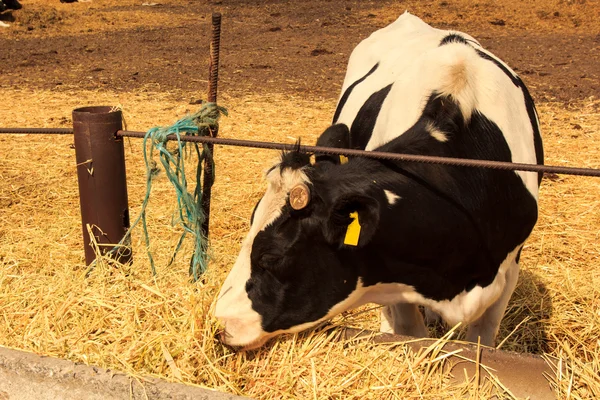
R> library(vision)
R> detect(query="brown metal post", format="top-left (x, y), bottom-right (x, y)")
top-left (200, 12), bottom-right (222, 242)
top-left (73, 106), bottom-right (131, 265)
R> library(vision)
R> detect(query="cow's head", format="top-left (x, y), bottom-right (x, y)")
top-left (214, 134), bottom-right (382, 349)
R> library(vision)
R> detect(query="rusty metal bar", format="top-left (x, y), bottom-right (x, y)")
top-left (2, 126), bottom-right (600, 177)
top-left (207, 13), bottom-right (221, 104)
top-left (115, 130), bottom-right (600, 177)
top-left (200, 12), bottom-right (222, 246)
top-left (342, 328), bottom-right (555, 399)
top-left (72, 107), bottom-right (131, 265)
top-left (0, 128), bottom-right (73, 134)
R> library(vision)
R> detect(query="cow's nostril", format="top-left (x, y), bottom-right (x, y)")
top-left (216, 329), bottom-right (244, 351)
top-left (215, 327), bottom-right (231, 343)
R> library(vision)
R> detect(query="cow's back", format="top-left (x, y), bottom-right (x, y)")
top-left (334, 12), bottom-right (478, 126)
top-left (334, 12), bottom-right (542, 199)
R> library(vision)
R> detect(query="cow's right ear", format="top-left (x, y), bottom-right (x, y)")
top-left (316, 124), bottom-right (350, 148)
top-left (315, 124), bottom-right (350, 164)
top-left (323, 193), bottom-right (380, 248)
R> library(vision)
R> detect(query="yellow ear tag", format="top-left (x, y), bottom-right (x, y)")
top-left (339, 155), bottom-right (349, 164)
top-left (344, 212), bottom-right (361, 246)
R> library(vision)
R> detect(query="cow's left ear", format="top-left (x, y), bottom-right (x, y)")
top-left (324, 194), bottom-right (380, 248)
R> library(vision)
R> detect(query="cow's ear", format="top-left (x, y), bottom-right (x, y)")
top-left (315, 124), bottom-right (350, 164)
top-left (324, 193), bottom-right (380, 248)
top-left (316, 124), bottom-right (350, 149)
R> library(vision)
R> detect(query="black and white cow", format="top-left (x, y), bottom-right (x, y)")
top-left (215, 12), bottom-right (543, 350)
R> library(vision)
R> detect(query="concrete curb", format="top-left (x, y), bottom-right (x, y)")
top-left (1, 330), bottom-right (558, 399)
top-left (0, 345), bottom-right (247, 400)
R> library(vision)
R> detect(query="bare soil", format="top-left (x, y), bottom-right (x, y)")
top-left (0, 0), bottom-right (599, 104)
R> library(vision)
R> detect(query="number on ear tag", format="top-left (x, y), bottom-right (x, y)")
top-left (344, 212), bottom-right (361, 246)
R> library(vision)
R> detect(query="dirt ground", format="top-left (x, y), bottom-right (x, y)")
top-left (1, 1), bottom-right (600, 399)
top-left (0, 0), bottom-right (599, 104)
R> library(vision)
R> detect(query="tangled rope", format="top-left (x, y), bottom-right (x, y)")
top-left (126, 102), bottom-right (227, 279)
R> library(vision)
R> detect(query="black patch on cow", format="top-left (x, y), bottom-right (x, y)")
top-left (350, 84), bottom-right (393, 150)
top-left (2, 0), bottom-right (22, 10)
top-left (332, 63), bottom-right (379, 124)
top-left (440, 33), bottom-right (469, 46)
top-left (349, 93), bottom-right (539, 300)
top-left (521, 85), bottom-right (545, 183)
top-left (465, 279), bottom-right (478, 292)
top-left (247, 209), bottom-right (361, 332)
top-left (373, 157), bottom-right (497, 276)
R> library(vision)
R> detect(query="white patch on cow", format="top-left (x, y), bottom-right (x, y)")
top-left (425, 121), bottom-right (449, 143)
top-left (383, 190), bottom-right (401, 205)
top-left (214, 163), bottom-right (310, 348)
top-left (433, 45), bottom-right (478, 121)
top-left (365, 43), bottom-right (481, 151)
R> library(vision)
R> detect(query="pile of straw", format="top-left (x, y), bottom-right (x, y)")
top-left (1, 88), bottom-right (599, 398)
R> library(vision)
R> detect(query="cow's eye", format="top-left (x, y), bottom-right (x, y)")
top-left (257, 253), bottom-right (282, 269)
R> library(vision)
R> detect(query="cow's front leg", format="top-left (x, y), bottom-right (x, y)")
top-left (380, 303), bottom-right (428, 338)
top-left (466, 259), bottom-right (520, 347)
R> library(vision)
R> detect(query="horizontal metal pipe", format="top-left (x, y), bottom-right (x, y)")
top-left (1, 127), bottom-right (599, 177)
top-left (0, 128), bottom-right (74, 134)
top-left (116, 130), bottom-right (600, 177)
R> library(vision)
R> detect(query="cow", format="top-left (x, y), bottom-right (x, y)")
top-left (215, 12), bottom-right (543, 350)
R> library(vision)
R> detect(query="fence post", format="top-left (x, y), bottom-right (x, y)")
top-left (200, 12), bottom-right (222, 244)
top-left (72, 106), bottom-right (131, 265)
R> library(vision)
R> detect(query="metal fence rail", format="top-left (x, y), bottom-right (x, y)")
top-left (0, 128), bottom-right (73, 134)
top-left (2, 127), bottom-right (599, 177)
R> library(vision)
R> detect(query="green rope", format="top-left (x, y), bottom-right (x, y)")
top-left (115, 102), bottom-right (227, 279)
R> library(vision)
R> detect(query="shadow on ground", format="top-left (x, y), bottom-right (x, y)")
top-left (421, 268), bottom-right (552, 354)
top-left (499, 268), bottom-right (553, 355)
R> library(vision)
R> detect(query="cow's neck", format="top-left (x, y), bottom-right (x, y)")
top-left (318, 158), bottom-right (497, 303)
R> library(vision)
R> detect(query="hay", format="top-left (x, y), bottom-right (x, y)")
top-left (1, 88), bottom-right (600, 398)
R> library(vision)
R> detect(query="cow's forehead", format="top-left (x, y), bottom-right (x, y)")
top-left (246, 165), bottom-right (311, 240)
top-left (265, 165), bottom-right (310, 191)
